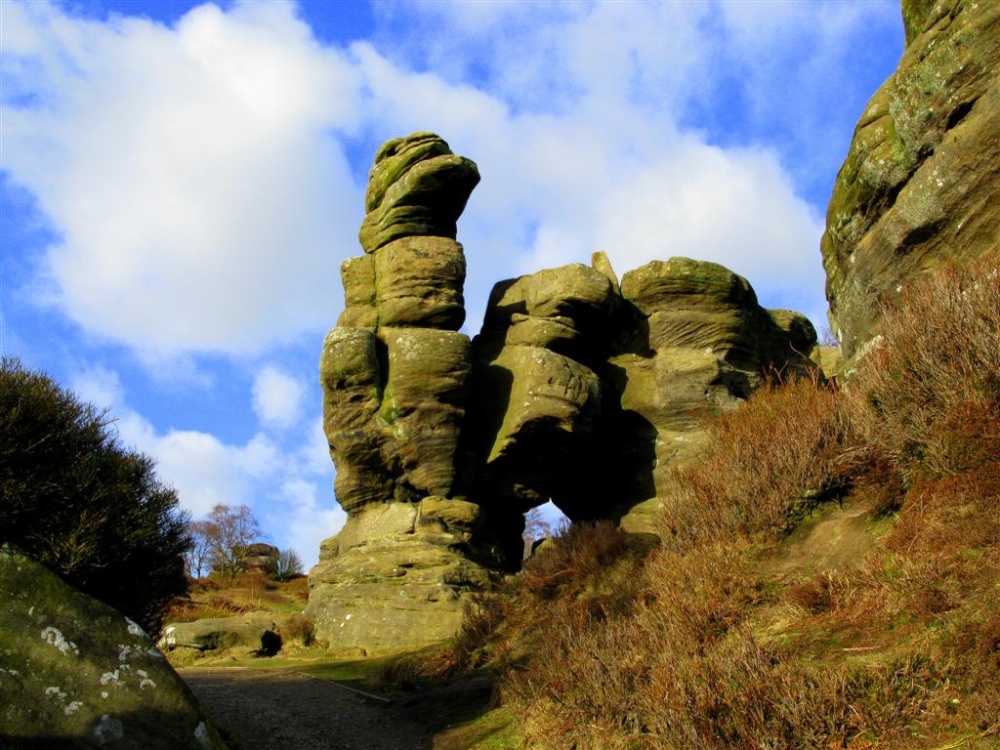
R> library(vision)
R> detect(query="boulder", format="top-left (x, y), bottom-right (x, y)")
top-left (239, 543), bottom-right (279, 573)
top-left (374, 236), bottom-right (467, 330)
top-left (612, 258), bottom-right (817, 532)
top-left (306, 503), bottom-right (491, 655)
top-left (158, 615), bottom-right (281, 658)
top-left (0, 544), bottom-right (227, 749)
top-left (822, 0), bottom-right (1000, 359)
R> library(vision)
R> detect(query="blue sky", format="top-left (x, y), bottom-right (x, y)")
top-left (1, 0), bottom-right (904, 568)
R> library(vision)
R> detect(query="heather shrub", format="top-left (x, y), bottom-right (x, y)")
top-left (457, 257), bottom-right (1000, 749)
top-left (449, 522), bottom-right (653, 675)
top-left (278, 613), bottom-right (315, 648)
top-left (656, 373), bottom-right (850, 551)
top-left (0, 357), bottom-right (190, 635)
top-left (846, 254), bottom-right (1000, 478)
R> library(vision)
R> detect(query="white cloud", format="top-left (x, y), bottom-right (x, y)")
top-left (270, 478), bottom-right (345, 570)
top-left (2, 0), bottom-right (898, 353)
top-left (117, 412), bottom-right (260, 517)
top-left (2, 0), bottom-right (360, 355)
top-left (252, 364), bottom-right (306, 431)
top-left (117, 405), bottom-right (337, 563)
top-left (69, 365), bottom-right (125, 411)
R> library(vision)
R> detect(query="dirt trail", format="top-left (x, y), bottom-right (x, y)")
top-left (180, 667), bottom-right (434, 750)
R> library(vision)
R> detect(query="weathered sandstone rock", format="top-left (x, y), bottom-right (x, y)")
top-left (611, 258), bottom-right (817, 531)
top-left (309, 133), bottom-right (488, 655)
top-left (307, 501), bottom-right (491, 656)
top-left (158, 615), bottom-right (281, 658)
top-left (0, 545), bottom-right (226, 749)
top-left (359, 132), bottom-right (480, 254)
top-left (822, 0), bottom-right (1000, 359)
top-left (311, 131), bottom-right (820, 651)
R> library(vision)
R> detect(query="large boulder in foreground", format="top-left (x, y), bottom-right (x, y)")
top-left (822, 0), bottom-right (1000, 360)
top-left (0, 545), bottom-right (226, 749)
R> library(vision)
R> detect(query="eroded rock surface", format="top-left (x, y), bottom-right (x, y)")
top-left (0, 545), bottom-right (226, 749)
top-left (307, 134), bottom-right (489, 655)
top-left (613, 258), bottom-right (818, 533)
top-left (822, 0), bottom-right (1000, 359)
top-left (309, 132), bottom-right (819, 653)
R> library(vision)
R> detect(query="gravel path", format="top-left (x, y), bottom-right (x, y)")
top-left (180, 667), bottom-right (434, 750)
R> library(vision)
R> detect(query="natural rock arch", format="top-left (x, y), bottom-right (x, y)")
top-left (306, 132), bottom-right (820, 654)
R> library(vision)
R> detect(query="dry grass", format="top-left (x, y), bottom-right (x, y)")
top-left (163, 574), bottom-right (309, 623)
top-left (447, 254), bottom-right (1000, 750)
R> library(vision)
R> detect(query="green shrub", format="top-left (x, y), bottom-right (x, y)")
top-left (0, 357), bottom-right (190, 635)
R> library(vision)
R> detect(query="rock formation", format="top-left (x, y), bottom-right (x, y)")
top-left (471, 255), bottom-right (818, 540)
top-left (308, 132), bottom-right (818, 654)
top-left (0, 545), bottom-right (227, 749)
top-left (822, 0), bottom-right (1000, 360)
top-left (306, 133), bottom-right (490, 655)
top-left (159, 615), bottom-right (281, 660)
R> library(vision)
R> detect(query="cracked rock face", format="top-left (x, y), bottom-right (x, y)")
top-left (822, 0), bottom-right (1000, 360)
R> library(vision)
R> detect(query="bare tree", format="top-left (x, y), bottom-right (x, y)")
top-left (202, 503), bottom-right (262, 580)
top-left (184, 519), bottom-right (214, 579)
top-left (274, 548), bottom-right (304, 581)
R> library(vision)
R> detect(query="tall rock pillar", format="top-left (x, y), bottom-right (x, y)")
top-left (306, 133), bottom-right (490, 655)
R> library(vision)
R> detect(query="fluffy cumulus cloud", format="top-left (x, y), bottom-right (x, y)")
top-left (2, 0), bottom-right (901, 357)
top-left (252, 364), bottom-right (306, 431)
top-left (3, 0), bottom-right (902, 563)
top-left (64, 362), bottom-right (339, 566)
top-left (2, 0), bottom-right (360, 355)
top-left (126, 418), bottom-right (339, 567)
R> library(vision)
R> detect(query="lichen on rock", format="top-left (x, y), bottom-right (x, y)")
top-left (822, 0), bottom-right (1000, 360)
top-left (0, 544), bottom-right (227, 749)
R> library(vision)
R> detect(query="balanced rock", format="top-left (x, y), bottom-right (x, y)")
top-left (822, 0), bottom-right (1000, 359)
top-left (0, 545), bottom-right (226, 749)
top-left (309, 133), bottom-right (489, 655)
top-left (359, 132), bottom-right (480, 254)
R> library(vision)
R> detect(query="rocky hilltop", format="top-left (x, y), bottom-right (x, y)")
top-left (822, 0), bottom-right (999, 360)
top-left (307, 132), bottom-right (819, 654)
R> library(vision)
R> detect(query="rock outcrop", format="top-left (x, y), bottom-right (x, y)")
top-left (159, 615), bottom-right (281, 660)
top-left (306, 133), bottom-right (491, 655)
top-left (612, 258), bottom-right (818, 533)
top-left (308, 132), bottom-right (819, 654)
top-left (0, 544), bottom-right (227, 749)
top-left (822, 0), bottom-right (1000, 360)
top-left (471, 254), bottom-right (818, 539)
